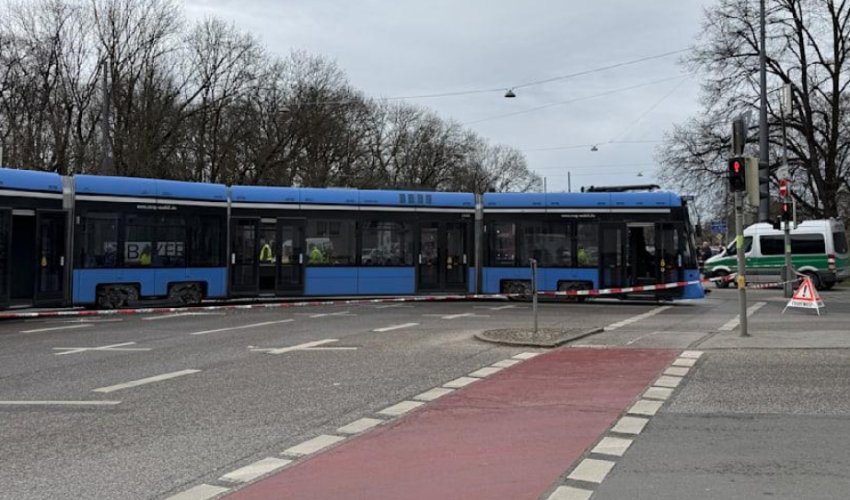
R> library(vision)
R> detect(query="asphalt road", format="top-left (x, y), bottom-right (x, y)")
top-left (1, 288), bottom-right (848, 499)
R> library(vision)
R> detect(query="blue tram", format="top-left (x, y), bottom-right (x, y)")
top-left (0, 167), bottom-right (703, 308)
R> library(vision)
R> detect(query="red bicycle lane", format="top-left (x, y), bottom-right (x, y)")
top-left (226, 347), bottom-right (677, 500)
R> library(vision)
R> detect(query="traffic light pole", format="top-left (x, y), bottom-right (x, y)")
top-left (735, 191), bottom-right (749, 337)
top-left (784, 219), bottom-right (793, 298)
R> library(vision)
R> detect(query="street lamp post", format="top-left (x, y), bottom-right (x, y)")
top-left (758, 0), bottom-right (770, 223)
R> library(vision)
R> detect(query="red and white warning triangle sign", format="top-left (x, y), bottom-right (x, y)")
top-left (782, 276), bottom-right (825, 315)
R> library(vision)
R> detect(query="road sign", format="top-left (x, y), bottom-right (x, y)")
top-left (710, 221), bottom-right (727, 234)
top-left (782, 276), bottom-right (825, 315)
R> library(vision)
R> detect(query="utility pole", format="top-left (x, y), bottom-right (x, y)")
top-left (758, 0), bottom-right (770, 222)
top-left (780, 84), bottom-right (794, 298)
top-left (735, 190), bottom-right (749, 336)
top-left (730, 116), bottom-right (750, 337)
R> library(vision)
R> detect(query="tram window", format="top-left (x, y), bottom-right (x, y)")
top-left (124, 215), bottom-right (157, 267)
top-left (519, 222), bottom-right (572, 267)
top-left (80, 213), bottom-right (119, 268)
top-left (307, 219), bottom-right (355, 265)
top-left (156, 216), bottom-right (186, 267)
top-left (361, 221), bottom-right (413, 266)
top-left (489, 222), bottom-right (517, 266)
top-left (189, 216), bottom-right (224, 267)
top-left (576, 223), bottom-right (599, 267)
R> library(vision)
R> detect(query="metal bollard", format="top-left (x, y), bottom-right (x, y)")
top-left (530, 258), bottom-right (538, 335)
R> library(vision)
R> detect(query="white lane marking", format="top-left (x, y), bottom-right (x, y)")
top-left (625, 330), bottom-right (661, 345)
top-left (373, 322), bottom-right (419, 332)
top-left (53, 342), bottom-right (152, 356)
top-left (20, 324), bottom-right (93, 334)
top-left (424, 313), bottom-right (490, 319)
top-left (611, 416), bottom-right (649, 435)
top-left (567, 458), bottom-right (616, 483)
top-left (414, 387), bottom-right (454, 402)
top-left (337, 418), bottom-right (384, 434)
top-left (672, 357), bottom-right (697, 367)
top-left (219, 457), bottom-right (291, 483)
top-left (546, 485), bottom-right (594, 500)
top-left (250, 339), bottom-right (356, 355)
top-left (190, 319), bottom-right (294, 336)
top-left (718, 301), bottom-right (767, 331)
top-left (92, 369), bottom-right (201, 393)
top-left (643, 387), bottom-right (674, 400)
top-left (0, 400), bottom-right (121, 406)
top-left (664, 366), bottom-right (690, 377)
top-left (142, 312), bottom-right (225, 321)
top-left (374, 304), bottom-right (414, 309)
top-left (282, 434), bottom-right (345, 456)
top-left (512, 352), bottom-right (540, 360)
top-left (378, 400), bottom-right (425, 416)
top-left (654, 375), bottom-right (682, 388)
top-left (468, 366), bottom-right (503, 378)
top-left (54, 318), bottom-right (124, 324)
top-left (592, 436), bottom-right (633, 457)
top-left (164, 484), bottom-right (229, 500)
top-left (628, 399), bottom-right (664, 416)
top-left (299, 311), bottom-right (355, 318)
top-left (681, 350), bottom-right (704, 359)
top-left (443, 376), bottom-right (479, 389)
top-left (604, 306), bottom-right (672, 331)
top-left (473, 304), bottom-right (521, 311)
top-left (491, 359), bottom-right (522, 368)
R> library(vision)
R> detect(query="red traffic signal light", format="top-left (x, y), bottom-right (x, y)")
top-left (728, 157), bottom-right (747, 192)
top-left (779, 179), bottom-right (788, 199)
top-left (781, 201), bottom-right (791, 221)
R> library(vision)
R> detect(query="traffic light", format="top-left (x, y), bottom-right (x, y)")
top-left (728, 157), bottom-right (747, 192)
top-left (781, 201), bottom-right (791, 222)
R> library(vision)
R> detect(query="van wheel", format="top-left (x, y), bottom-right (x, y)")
top-left (804, 272), bottom-right (824, 291)
top-left (715, 271), bottom-right (731, 289)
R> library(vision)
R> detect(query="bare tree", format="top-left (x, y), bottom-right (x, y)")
top-left (658, 0), bottom-right (850, 221)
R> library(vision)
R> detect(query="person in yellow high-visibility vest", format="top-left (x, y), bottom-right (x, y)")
top-left (140, 245), bottom-right (152, 266)
top-left (259, 240), bottom-right (274, 263)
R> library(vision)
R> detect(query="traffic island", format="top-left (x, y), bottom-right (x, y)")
top-left (475, 327), bottom-right (604, 348)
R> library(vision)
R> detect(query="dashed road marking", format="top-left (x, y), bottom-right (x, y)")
top-left (491, 359), bottom-right (522, 368)
top-left (443, 376), bottom-right (479, 388)
top-left (546, 485), bottom-right (594, 500)
top-left (423, 313), bottom-right (490, 319)
top-left (300, 311), bottom-right (355, 318)
top-left (164, 484), bottom-right (229, 500)
top-left (142, 312), bottom-right (225, 321)
top-left (628, 399), bottom-right (663, 416)
top-left (374, 304), bottom-right (414, 309)
top-left (250, 339), bottom-right (356, 355)
top-left (282, 434), bottom-right (345, 457)
top-left (672, 357), bottom-right (697, 367)
top-left (92, 369), bottom-right (201, 393)
top-left (654, 375), bottom-right (683, 388)
top-left (567, 458), bottom-right (616, 483)
top-left (718, 301), bottom-right (767, 331)
top-left (20, 324), bottom-right (93, 334)
top-left (591, 436), bottom-right (633, 457)
top-left (643, 386), bottom-right (673, 400)
top-left (373, 322), bottom-right (419, 332)
top-left (604, 306), bottom-right (672, 331)
top-left (681, 350), bottom-right (704, 359)
top-left (468, 366), bottom-right (503, 378)
top-left (413, 387), bottom-right (454, 402)
top-left (189, 319), bottom-right (294, 336)
top-left (378, 400), bottom-right (424, 416)
top-left (53, 341), bottom-right (151, 356)
top-left (219, 457), bottom-right (291, 483)
top-left (474, 304), bottom-right (521, 311)
top-left (664, 366), bottom-right (690, 377)
top-left (611, 416), bottom-right (649, 435)
top-left (512, 352), bottom-right (541, 360)
top-left (337, 418), bottom-right (384, 435)
top-left (0, 400), bottom-right (121, 406)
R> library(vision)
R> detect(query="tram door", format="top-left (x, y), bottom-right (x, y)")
top-left (276, 219), bottom-right (304, 295)
top-left (417, 221), bottom-right (468, 292)
top-left (230, 218), bottom-right (259, 294)
top-left (0, 209), bottom-right (10, 308)
top-left (34, 210), bottom-right (66, 305)
top-left (600, 224), bottom-right (627, 288)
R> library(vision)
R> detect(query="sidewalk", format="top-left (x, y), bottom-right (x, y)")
top-left (225, 348), bottom-right (677, 500)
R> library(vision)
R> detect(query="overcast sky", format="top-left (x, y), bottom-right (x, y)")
top-left (185, 0), bottom-right (712, 192)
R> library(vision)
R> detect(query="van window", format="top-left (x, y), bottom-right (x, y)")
top-left (834, 232), bottom-right (848, 254)
top-left (790, 234), bottom-right (825, 254)
top-left (759, 235), bottom-right (784, 255)
top-left (725, 236), bottom-right (752, 256)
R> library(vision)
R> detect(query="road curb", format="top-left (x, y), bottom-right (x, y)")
top-left (474, 327), bottom-right (605, 348)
